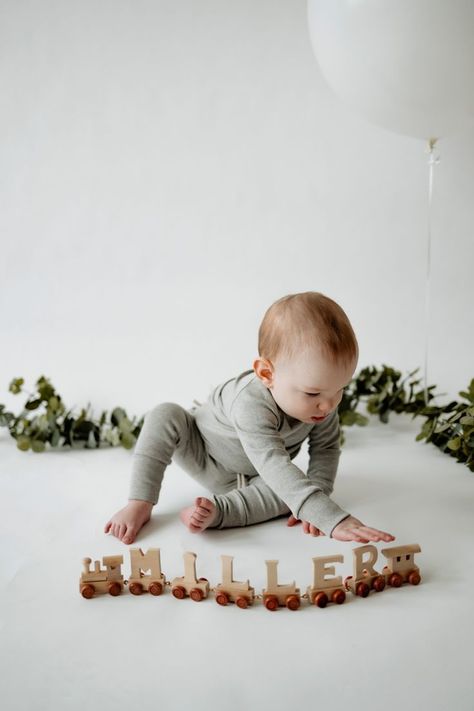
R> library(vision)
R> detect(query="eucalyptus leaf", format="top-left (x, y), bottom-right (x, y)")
top-left (121, 432), bottom-right (136, 449)
top-left (25, 399), bottom-right (42, 411)
top-left (111, 407), bottom-right (127, 426)
top-left (17, 435), bottom-right (30, 451)
top-left (31, 440), bottom-right (46, 453)
top-left (447, 437), bottom-right (461, 451)
top-left (9, 378), bottom-right (24, 394)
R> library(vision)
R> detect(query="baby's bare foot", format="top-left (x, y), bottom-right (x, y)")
top-left (104, 500), bottom-right (153, 544)
top-left (180, 496), bottom-right (217, 533)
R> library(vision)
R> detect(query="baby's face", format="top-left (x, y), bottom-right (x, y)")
top-left (255, 347), bottom-right (357, 425)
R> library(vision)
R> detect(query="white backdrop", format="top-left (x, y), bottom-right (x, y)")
top-left (1, 0), bottom-right (473, 418)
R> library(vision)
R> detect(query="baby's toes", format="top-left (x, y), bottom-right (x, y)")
top-left (197, 496), bottom-right (214, 512)
top-left (192, 511), bottom-right (206, 523)
top-left (104, 521), bottom-right (112, 534)
top-left (189, 519), bottom-right (203, 532)
top-left (123, 526), bottom-right (137, 544)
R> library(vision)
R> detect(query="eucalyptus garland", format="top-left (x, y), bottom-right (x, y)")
top-left (1, 366), bottom-right (473, 472)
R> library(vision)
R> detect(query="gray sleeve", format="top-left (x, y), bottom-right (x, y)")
top-left (229, 394), bottom-right (350, 536)
top-left (306, 410), bottom-right (342, 495)
top-left (303, 409), bottom-right (351, 533)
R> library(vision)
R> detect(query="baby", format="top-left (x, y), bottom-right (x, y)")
top-left (105, 291), bottom-right (395, 546)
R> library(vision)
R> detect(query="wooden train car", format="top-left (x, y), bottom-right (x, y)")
top-left (344, 545), bottom-right (386, 597)
top-left (128, 547), bottom-right (166, 595)
top-left (262, 560), bottom-right (301, 610)
top-left (213, 555), bottom-right (256, 608)
top-left (170, 551), bottom-right (210, 601)
top-left (381, 544), bottom-right (421, 587)
top-left (306, 554), bottom-right (346, 607)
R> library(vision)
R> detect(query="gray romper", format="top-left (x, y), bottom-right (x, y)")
top-left (128, 369), bottom-right (350, 536)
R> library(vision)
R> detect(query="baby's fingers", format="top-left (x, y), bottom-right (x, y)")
top-left (357, 526), bottom-right (395, 542)
top-left (287, 516), bottom-right (324, 537)
top-left (346, 529), bottom-right (370, 543)
top-left (332, 527), bottom-right (369, 543)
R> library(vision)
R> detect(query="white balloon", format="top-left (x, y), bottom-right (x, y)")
top-left (307, 0), bottom-right (474, 140)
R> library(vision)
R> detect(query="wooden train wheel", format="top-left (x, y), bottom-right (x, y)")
top-left (190, 588), bottom-right (204, 602)
top-left (264, 595), bottom-right (279, 611)
top-left (172, 586), bottom-right (186, 599)
top-left (129, 582), bottom-right (143, 595)
top-left (286, 595), bottom-right (300, 611)
top-left (216, 592), bottom-right (229, 606)
top-left (356, 582), bottom-right (369, 597)
top-left (331, 589), bottom-right (346, 605)
top-left (388, 573), bottom-right (403, 588)
top-left (81, 584), bottom-right (95, 599)
top-left (108, 582), bottom-right (122, 596)
top-left (148, 582), bottom-right (163, 596)
top-left (236, 596), bottom-right (249, 609)
top-left (314, 592), bottom-right (328, 608)
top-left (372, 575), bottom-right (386, 592)
top-left (408, 570), bottom-right (421, 586)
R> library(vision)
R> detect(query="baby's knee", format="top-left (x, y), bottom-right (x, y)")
top-left (145, 402), bottom-right (188, 426)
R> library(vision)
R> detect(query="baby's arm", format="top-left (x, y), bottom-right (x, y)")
top-left (230, 397), bottom-right (350, 536)
top-left (295, 409), bottom-right (344, 536)
top-left (302, 411), bottom-right (394, 542)
top-left (231, 399), bottom-right (395, 543)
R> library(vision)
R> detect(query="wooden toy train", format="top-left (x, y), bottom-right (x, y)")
top-left (79, 543), bottom-right (421, 610)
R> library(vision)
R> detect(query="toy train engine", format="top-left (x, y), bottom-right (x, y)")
top-left (80, 555), bottom-right (124, 598)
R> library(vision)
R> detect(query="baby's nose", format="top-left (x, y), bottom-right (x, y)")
top-left (317, 401), bottom-right (334, 416)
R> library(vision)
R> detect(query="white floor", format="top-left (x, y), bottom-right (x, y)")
top-left (1, 412), bottom-right (473, 711)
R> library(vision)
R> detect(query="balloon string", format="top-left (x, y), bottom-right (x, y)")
top-left (424, 138), bottom-right (440, 406)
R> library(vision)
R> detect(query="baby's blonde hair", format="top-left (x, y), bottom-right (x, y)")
top-left (258, 291), bottom-right (358, 366)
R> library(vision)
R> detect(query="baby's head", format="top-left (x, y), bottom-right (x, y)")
top-left (253, 291), bottom-right (358, 424)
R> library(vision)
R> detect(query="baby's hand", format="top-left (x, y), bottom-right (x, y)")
top-left (331, 515), bottom-right (395, 543)
top-left (286, 514), bottom-right (325, 537)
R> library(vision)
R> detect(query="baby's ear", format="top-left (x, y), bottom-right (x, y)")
top-left (253, 357), bottom-right (274, 386)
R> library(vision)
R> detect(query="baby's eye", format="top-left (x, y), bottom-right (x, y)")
top-left (305, 392), bottom-right (320, 397)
